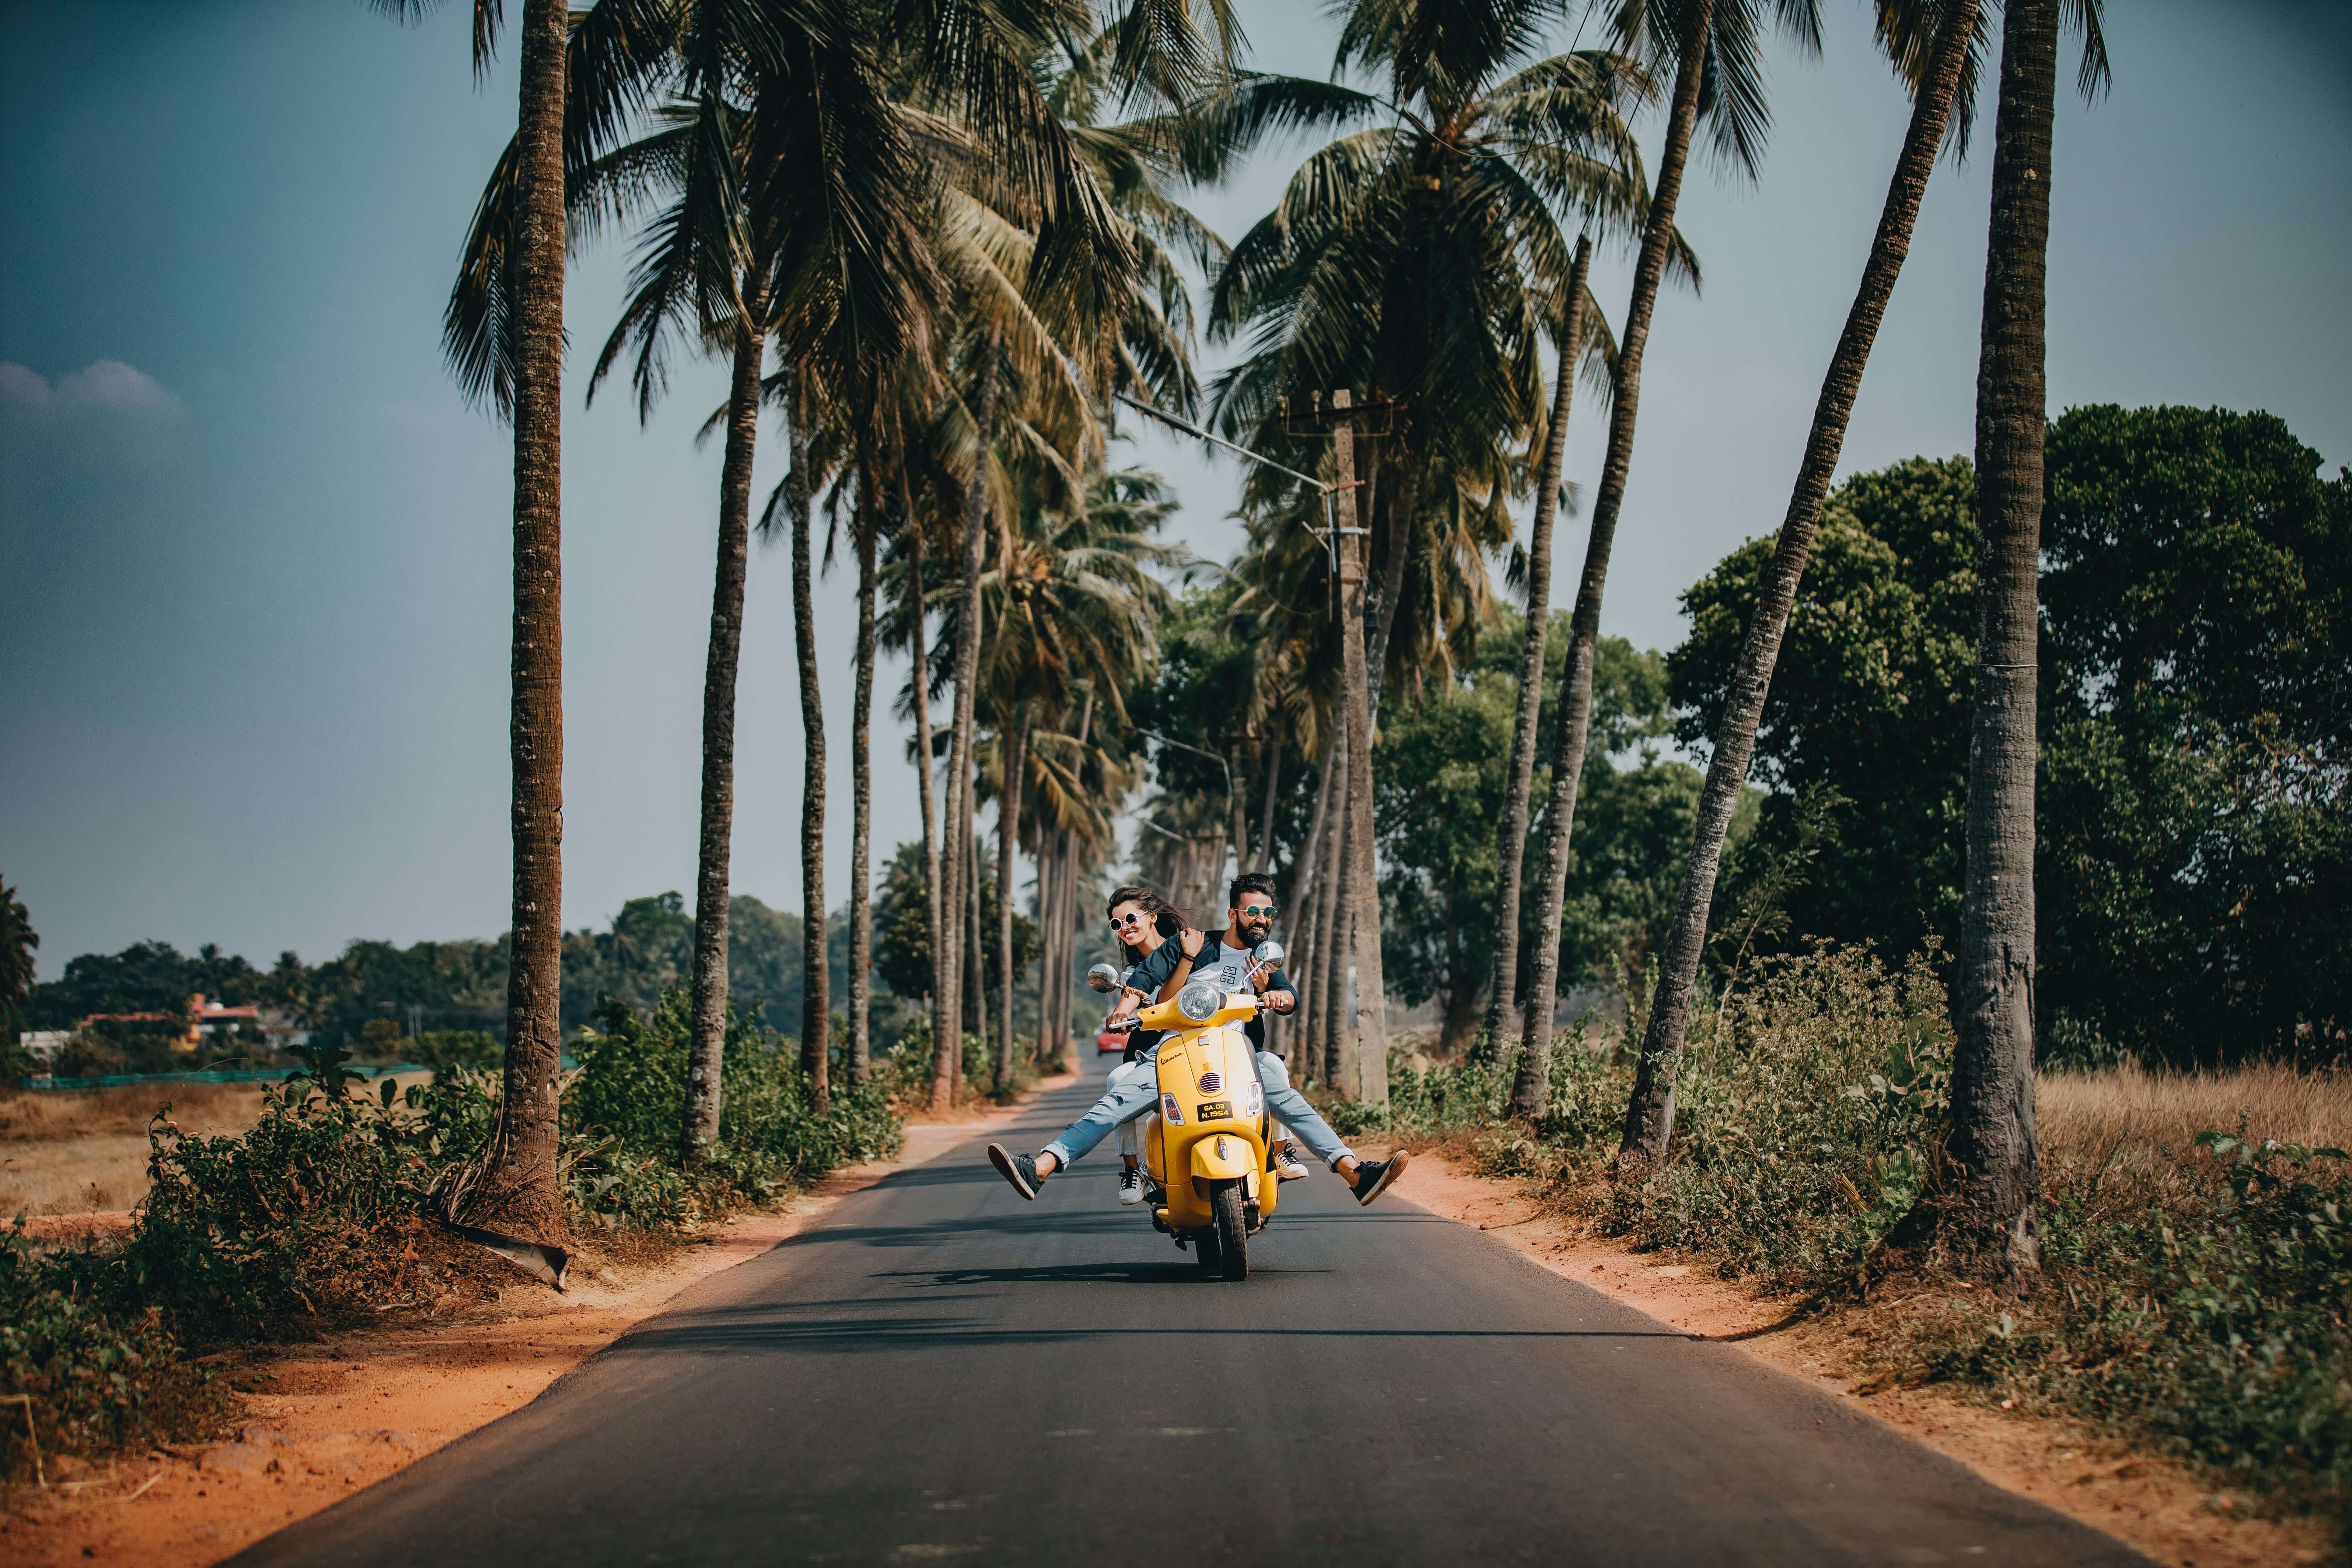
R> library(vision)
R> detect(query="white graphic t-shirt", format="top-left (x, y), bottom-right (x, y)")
top-left (1196, 935), bottom-right (1262, 998)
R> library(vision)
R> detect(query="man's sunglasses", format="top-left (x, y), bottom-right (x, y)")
top-left (1236, 904), bottom-right (1276, 918)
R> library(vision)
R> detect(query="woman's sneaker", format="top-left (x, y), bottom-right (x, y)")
top-left (1349, 1150), bottom-right (1411, 1206)
top-left (988, 1144), bottom-right (1042, 1200)
top-left (1118, 1166), bottom-right (1147, 1205)
top-left (1274, 1141), bottom-right (1309, 1181)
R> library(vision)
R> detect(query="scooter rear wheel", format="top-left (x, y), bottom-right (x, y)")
top-left (1210, 1181), bottom-right (1248, 1281)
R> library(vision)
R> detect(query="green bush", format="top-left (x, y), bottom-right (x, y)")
top-left (569, 989), bottom-right (900, 1219)
top-left (2, 1004), bottom-right (908, 1483)
top-left (1930, 1133), bottom-right (2352, 1512)
top-left (0, 1228), bottom-right (231, 1480)
top-left (1590, 944), bottom-right (1951, 1290)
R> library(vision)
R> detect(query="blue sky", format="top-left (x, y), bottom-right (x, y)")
top-left (3, 0), bottom-right (2347, 976)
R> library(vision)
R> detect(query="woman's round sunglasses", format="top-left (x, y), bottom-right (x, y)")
top-left (1108, 910), bottom-right (1148, 932)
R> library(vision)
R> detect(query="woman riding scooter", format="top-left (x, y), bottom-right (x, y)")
top-left (1098, 886), bottom-right (1190, 1205)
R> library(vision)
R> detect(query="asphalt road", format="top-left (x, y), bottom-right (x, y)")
top-left (234, 1076), bottom-right (2147, 1566)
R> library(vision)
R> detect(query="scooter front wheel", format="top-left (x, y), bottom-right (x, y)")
top-left (1210, 1180), bottom-right (1248, 1281)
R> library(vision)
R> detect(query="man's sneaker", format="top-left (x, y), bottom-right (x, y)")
top-left (1350, 1150), bottom-right (1411, 1206)
top-left (988, 1143), bottom-right (1042, 1200)
top-left (1274, 1141), bottom-right (1309, 1181)
top-left (1118, 1166), bottom-right (1147, 1205)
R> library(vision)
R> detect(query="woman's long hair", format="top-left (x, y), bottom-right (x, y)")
top-left (1105, 885), bottom-right (1184, 965)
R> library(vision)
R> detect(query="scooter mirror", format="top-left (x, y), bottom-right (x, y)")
top-left (1252, 940), bottom-right (1286, 967)
top-left (1085, 962), bottom-right (1121, 993)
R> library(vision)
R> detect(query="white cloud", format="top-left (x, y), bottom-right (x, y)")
top-left (0, 359), bottom-right (186, 463)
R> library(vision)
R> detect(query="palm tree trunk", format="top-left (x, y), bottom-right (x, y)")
top-left (1949, 0), bottom-right (2056, 1282)
top-left (1289, 732), bottom-right (1335, 1040)
top-left (1226, 746), bottom-right (1251, 880)
top-left (1482, 236), bottom-right (1593, 1062)
top-left (941, 326), bottom-right (1002, 1104)
top-left (1256, 734), bottom-right (1283, 881)
top-left (1332, 394), bottom-right (1389, 1101)
top-left (995, 705), bottom-right (1029, 1091)
top-left (903, 479), bottom-right (951, 1112)
top-left (681, 295), bottom-right (765, 1160)
top-left (966, 814), bottom-right (987, 1091)
top-left (1034, 815), bottom-right (1060, 1070)
top-left (1051, 826), bottom-right (1077, 1068)
top-left (789, 362), bottom-right (829, 1115)
top-left (1511, 6), bottom-right (1713, 1122)
top-left (848, 448), bottom-right (878, 1088)
top-left (477, 0), bottom-right (568, 1242)
top-left (1620, 0), bottom-right (1982, 1170)
top-left (1312, 710), bottom-right (1348, 1084)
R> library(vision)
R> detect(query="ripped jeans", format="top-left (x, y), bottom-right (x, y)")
top-left (1042, 1048), bottom-right (1351, 1171)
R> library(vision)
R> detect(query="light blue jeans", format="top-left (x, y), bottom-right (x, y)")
top-left (1042, 1048), bottom-right (1352, 1170)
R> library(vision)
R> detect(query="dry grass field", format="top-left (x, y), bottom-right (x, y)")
top-left (0, 1082), bottom-right (271, 1215)
top-left (2039, 1059), bottom-right (2352, 1216)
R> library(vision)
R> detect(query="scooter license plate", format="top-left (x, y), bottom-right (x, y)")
top-left (1195, 1100), bottom-right (1231, 1121)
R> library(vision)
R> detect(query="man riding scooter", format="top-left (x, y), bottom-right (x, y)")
top-left (988, 873), bottom-right (1409, 1208)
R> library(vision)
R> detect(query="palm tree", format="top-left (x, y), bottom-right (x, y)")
top-left (567, 2), bottom-right (932, 1139)
top-left (1619, 0), bottom-right (1984, 1170)
top-left (1510, 0), bottom-right (1823, 1121)
top-left (374, 0), bottom-right (664, 1241)
top-left (1480, 232), bottom-right (1603, 1058)
top-left (959, 460), bottom-right (1175, 1084)
top-left (1946, 0), bottom-right (2108, 1280)
top-left (1194, 1), bottom-right (1661, 1099)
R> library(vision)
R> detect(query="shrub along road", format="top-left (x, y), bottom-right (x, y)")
top-left (227, 1078), bottom-right (2147, 1565)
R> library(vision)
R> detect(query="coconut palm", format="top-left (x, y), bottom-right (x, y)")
top-left (1479, 232), bottom-right (1609, 1058)
top-left (894, 6), bottom-right (1217, 1099)
top-left (556, 1), bottom-right (932, 1136)
top-left (1946, 0), bottom-right (2108, 1280)
top-left (957, 462), bottom-right (1176, 1085)
top-left (1618, 0), bottom-right (1986, 1170)
top-left (1508, 0), bottom-right (1828, 1121)
top-left (1186, 0), bottom-right (1666, 1100)
top-left (375, 0), bottom-right (676, 1241)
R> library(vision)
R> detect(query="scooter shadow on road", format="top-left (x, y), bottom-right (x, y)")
top-left (871, 1261), bottom-right (1335, 1287)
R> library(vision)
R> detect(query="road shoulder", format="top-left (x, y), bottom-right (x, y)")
top-left (0, 1079), bottom-right (1071, 1568)
top-left (1398, 1152), bottom-right (2329, 1568)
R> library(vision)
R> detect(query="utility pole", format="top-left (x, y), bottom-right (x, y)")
top-left (1330, 390), bottom-right (1388, 1103)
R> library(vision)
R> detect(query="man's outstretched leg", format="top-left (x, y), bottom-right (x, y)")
top-left (1255, 1049), bottom-right (1409, 1205)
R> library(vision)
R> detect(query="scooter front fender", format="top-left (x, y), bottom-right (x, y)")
top-left (1189, 1131), bottom-right (1255, 1182)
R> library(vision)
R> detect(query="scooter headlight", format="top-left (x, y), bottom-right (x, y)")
top-left (1161, 1091), bottom-right (1183, 1124)
top-left (1176, 981), bottom-right (1222, 1024)
top-left (1244, 1081), bottom-right (1263, 1118)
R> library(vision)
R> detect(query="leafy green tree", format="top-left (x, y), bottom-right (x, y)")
top-left (873, 839), bottom-right (1038, 1015)
top-left (1664, 411), bottom-right (2348, 1069)
top-left (0, 876), bottom-right (34, 1048)
top-left (2039, 405), bottom-right (2351, 1065)
top-left (1670, 456), bottom-right (1977, 957)
top-left (1376, 620), bottom-right (1723, 1054)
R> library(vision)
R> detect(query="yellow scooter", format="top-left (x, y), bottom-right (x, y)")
top-left (1091, 942), bottom-right (1287, 1281)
